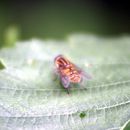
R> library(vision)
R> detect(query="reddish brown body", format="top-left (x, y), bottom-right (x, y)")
top-left (54, 55), bottom-right (91, 92)
top-left (55, 55), bottom-right (81, 83)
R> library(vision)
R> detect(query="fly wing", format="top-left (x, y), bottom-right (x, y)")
top-left (80, 70), bottom-right (92, 80)
top-left (60, 75), bottom-right (70, 88)
top-left (72, 63), bottom-right (92, 80)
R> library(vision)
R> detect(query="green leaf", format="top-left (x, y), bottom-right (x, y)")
top-left (3, 25), bottom-right (20, 47)
top-left (121, 120), bottom-right (130, 130)
top-left (0, 35), bottom-right (130, 130)
top-left (0, 58), bottom-right (6, 69)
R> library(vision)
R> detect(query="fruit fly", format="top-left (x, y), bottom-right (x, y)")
top-left (54, 54), bottom-right (91, 94)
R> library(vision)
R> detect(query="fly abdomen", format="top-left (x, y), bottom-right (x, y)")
top-left (69, 70), bottom-right (81, 83)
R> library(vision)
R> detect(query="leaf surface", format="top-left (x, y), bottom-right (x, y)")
top-left (0, 35), bottom-right (130, 130)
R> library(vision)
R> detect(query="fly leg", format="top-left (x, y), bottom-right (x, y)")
top-left (66, 88), bottom-right (70, 95)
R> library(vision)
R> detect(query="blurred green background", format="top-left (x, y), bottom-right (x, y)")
top-left (0, 0), bottom-right (130, 46)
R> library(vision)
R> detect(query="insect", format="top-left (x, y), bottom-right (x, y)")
top-left (54, 54), bottom-right (91, 94)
